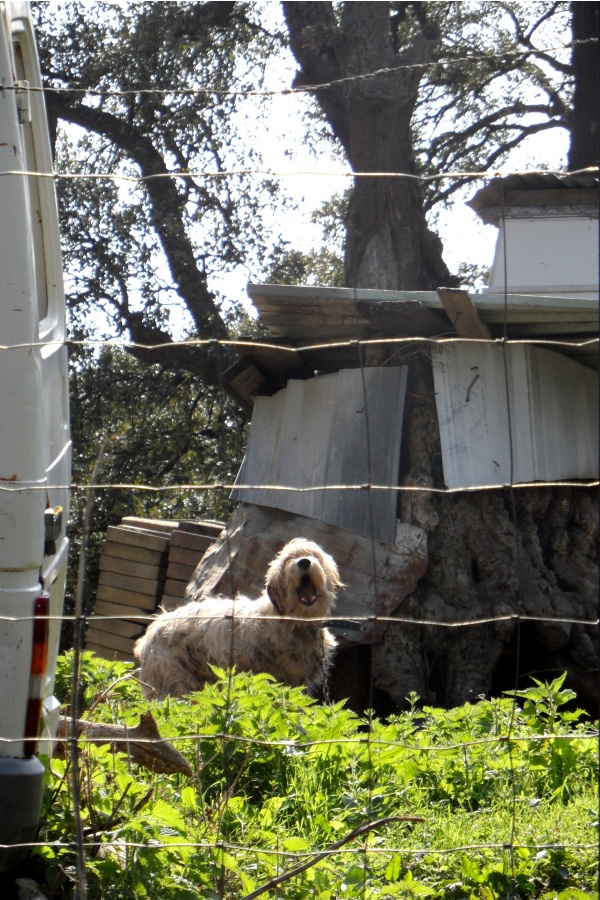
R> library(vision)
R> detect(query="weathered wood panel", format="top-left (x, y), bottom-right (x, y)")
top-left (319, 368), bottom-right (407, 540)
top-left (233, 368), bottom-right (408, 544)
top-left (432, 344), bottom-right (599, 489)
top-left (99, 555), bottom-right (167, 581)
top-left (106, 525), bottom-right (170, 553)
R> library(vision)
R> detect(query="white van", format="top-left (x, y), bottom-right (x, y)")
top-left (0, 0), bottom-right (70, 872)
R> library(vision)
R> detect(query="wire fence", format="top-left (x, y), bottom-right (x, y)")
top-left (2, 310), bottom-right (597, 897)
top-left (1, 44), bottom-right (599, 899)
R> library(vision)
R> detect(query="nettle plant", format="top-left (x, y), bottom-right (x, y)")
top-left (38, 655), bottom-right (598, 899)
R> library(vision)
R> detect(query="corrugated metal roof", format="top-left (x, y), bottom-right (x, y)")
top-left (228, 286), bottom-right (598, 405)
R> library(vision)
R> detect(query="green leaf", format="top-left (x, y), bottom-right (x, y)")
top-left (343, 866), bottom-right (367, 886)
top-left (282, 836), bottom-right (310, 852)
top-left (179, 786), bottom-right (198, 811)
top-left (461, 856), bottom-right (483, 882)
top-left (385, 853), bottom-right (402, 883)
top-left (219, 851), bottom-right (239, 873)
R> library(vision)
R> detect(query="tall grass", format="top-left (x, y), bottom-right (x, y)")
top-left (38, 655), bottom-right (598, 899)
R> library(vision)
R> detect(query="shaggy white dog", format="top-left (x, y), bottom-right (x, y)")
top-left (134, 538), bottom-right (343, 700)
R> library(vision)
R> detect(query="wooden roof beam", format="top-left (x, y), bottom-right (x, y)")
top-left (437, 288), bottom-right (492, 340)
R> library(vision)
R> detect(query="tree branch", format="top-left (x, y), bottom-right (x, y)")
top-left (47, 95), bottom-right (228, 343)
top-left (281, 1), bottom-right (350, 151)
top-left (55, 711), bottom-right (193, 776)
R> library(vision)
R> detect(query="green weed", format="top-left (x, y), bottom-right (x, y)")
top-left (37, 656), bottom-right (598, 899)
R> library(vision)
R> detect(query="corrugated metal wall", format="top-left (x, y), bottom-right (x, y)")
top-left (232, 368), bottom-right (408, 544)
top-left (432, 344), bottom-right (599, 489)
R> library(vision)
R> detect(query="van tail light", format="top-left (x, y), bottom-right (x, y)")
top-left (24, 593), bottom-right (50, 756)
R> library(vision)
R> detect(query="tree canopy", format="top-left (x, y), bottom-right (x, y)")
top-left (35, 1), bottom-right (596, 345)
top-left (282, 1), bottom-right (594, 288)
top-left (36, 0), bottom-right (280, 393)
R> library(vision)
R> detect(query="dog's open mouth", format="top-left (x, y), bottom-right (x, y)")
top-left (297, 573), bottom-right (317, 606)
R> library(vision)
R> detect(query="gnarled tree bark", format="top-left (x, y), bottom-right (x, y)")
top-left (282, 1), bottom-right (456, 290)
top-left (283, 2), bottom-right (599, 715)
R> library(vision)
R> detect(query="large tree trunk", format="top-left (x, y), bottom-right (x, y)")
top-left (374, 358), bottom-right (598, 714)
top-left (568, 2), bottom-right (599, 170)
top-left (282, 1), bottom-right (455, 290)
top-left (284, 2), bottom-right (599, 715)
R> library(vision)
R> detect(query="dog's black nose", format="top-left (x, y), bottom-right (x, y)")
top-left (297, 558), bottom-right (311, 571)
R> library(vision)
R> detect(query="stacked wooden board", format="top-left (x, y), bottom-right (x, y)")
top-left (161, 519), bottom-right (224, 611)
top-left (86, 517), bottom-right (224, 662)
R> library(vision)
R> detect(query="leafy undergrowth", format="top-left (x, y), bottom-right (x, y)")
top-left (38, 655), bottom-right (598, 899)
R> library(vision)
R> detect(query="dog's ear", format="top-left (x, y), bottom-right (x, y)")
top-left (267, 583), bottom-right (284, 615)
top-left (265, 557), bottom-right (285, 615)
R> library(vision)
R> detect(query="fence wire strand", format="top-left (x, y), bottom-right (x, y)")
top-left (2, 35), bottom-right (597, 99)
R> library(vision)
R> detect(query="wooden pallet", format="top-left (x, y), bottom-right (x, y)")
top-left (161, 523), bottom-right (222, 610)
top-left (86, 518), bottom-right (223, 661)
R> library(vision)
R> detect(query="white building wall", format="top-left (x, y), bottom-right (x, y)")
top-left (487, 216), bottom-right (599, 300)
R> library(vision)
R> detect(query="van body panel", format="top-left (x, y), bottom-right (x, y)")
top-left (0, 0), bottom-right (71, 870)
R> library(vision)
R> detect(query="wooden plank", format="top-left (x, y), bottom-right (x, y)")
top-left (169, 530), bottom-right (214, 553)
top-left (99, 569), bottom-right (163, 597)
top-left (121, 517), bottom-right (180, 534)
top-left (101, 540), bottom-right (166, 566)
top-left (96, 583), bottom-right (159, 611)
top-left (165, 562), bottom-right (197, 582)
top-left (224, 357), bottom-right (265, 409)
top-left (87, 616), bottom-right (145, 640)
top-left (85, 641), bottom-right (134, 663)
top-left (99, 555), bottom-right (167, 581)
top-left (106, 525), bottom-right (169, 553)
top-left (94, 598), bottom-right (154, 622)
top-left (162, 579), bottom-right (187, 598)
top-left (168, 545), bottom-right (206, 567)
top-left (85, 628), bottom-right (137, 656)
top-left (437, 288), bottom-right (492, 340)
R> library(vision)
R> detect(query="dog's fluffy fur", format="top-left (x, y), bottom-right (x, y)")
top-left (134, 538), bottom-right (343, 700)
